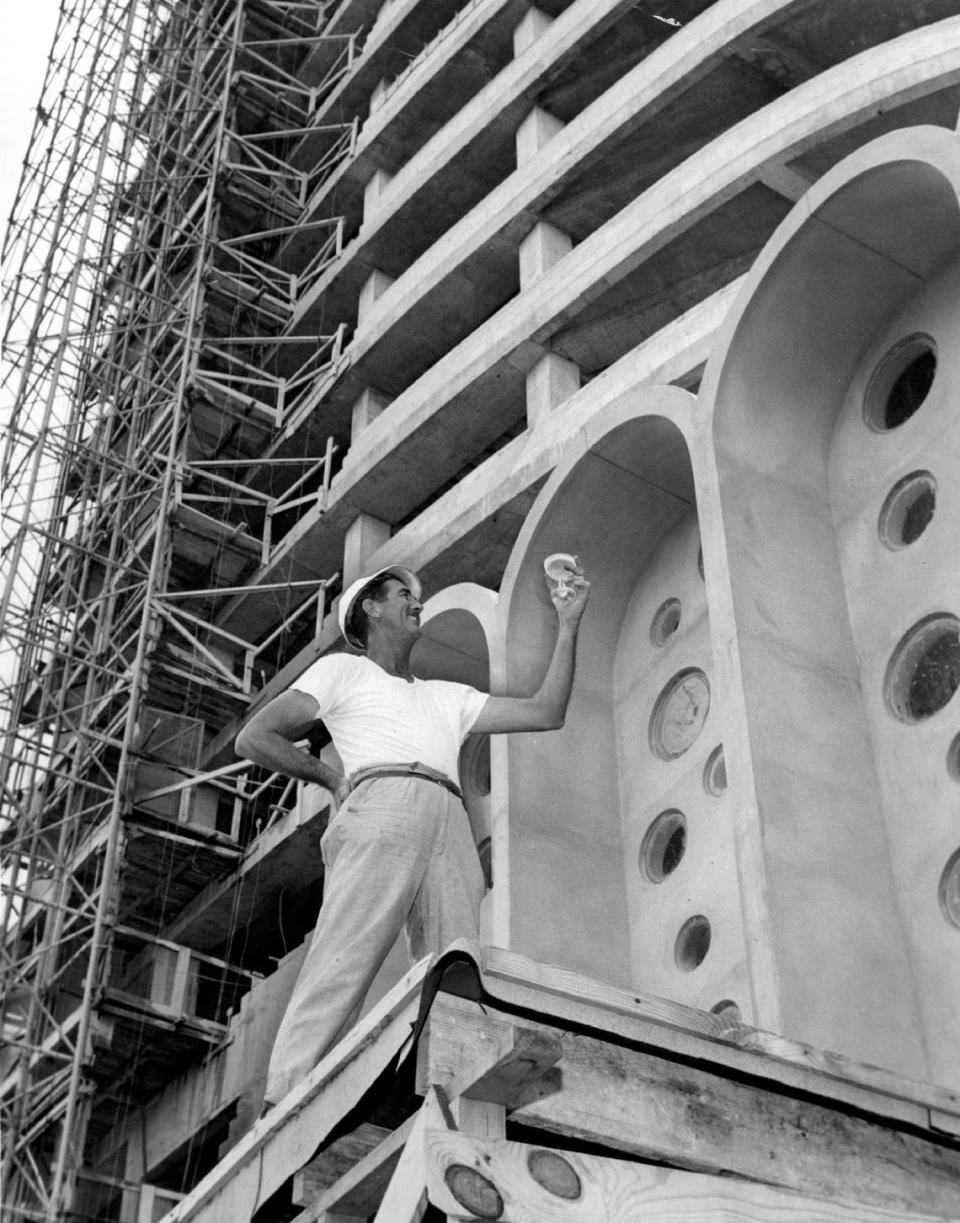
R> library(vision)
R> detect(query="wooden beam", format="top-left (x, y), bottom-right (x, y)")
top-left (417, 994), bottom-right (562, 1141)
top-left (416, 994), bottom-right (562, 1106)
top-left (293, 1115), bottom-right (418, 1223)
top-left (507, 1028), bottom-right (960, 1217)
top-left (292, 1123), bottom-right (392, 1209)
top-left (371, 1091), bottom-right (453, 1223)
top-left (160, 956), bottom-right (432, 1223)
top-left (417, 953), bottom-right (960, 1217)
top-left (474, 946), bottom-right (960, 1133)
top-left (422, 1131), bottom-right (955, 1223)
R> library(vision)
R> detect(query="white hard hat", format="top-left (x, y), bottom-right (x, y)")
top-left (338, 566), bottom-right (422, 649)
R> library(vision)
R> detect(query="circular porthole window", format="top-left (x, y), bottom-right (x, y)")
top-left (675, 914), bottom-right (711, 971)
top-left (650, 598), bottom-right (681, 646)
top-left (639, 810), bottom-right (686, 882)
top-left (650, 669), bottom-right (710, 760)
top-left (884, 614), bottom-right (960, 723)
top-left (939, 850), bottom-right (960, 930)
top-left (711, 998), bottom-right (741, 1022)
top-left (864, 334), bottom-right (937, 431)
top-left (878, 471), bottom-right (937, 549)
top-left (703, 745), bottom-right (727, 796)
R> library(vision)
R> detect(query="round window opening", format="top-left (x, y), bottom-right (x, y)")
top-left (675, 914), bottom-right (711, 971)
top-left (878, 471), bottom-right (937, 550)
top-left (703, 745), bottom-right (727, 796)
top-left (650, 669), bottom-right (710, 760)
top-left (639, 810), bottom-right (686, 883)
top-left (939, 849), bottom-right (960, 930)
top-left (864, 334), bottom-right (937, 431)
top-left (650, 598), bottom-right (682, 646)
top-left (711, 999), bottom-right (741, 1023)
top-left (885, 614), bottom-right (960, 724)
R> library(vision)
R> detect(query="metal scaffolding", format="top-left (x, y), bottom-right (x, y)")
top-left (0, 0), bottom-right (354, 1216)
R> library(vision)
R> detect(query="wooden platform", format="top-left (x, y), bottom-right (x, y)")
top-left (159, 944), bottom-right (960, 1222)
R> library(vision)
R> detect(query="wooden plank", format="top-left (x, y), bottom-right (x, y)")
top-left (475, 946), bottom-right (960, 1129)
top-left (934, 1110), bottom-right (960, 1139)
top-left (292, 1123), bottom-right (392, 1208)
top-left (422, 1131), bottom-right (959, 1223)
top-left (416, 994), bottom-right (562, 1105)
top-left (451, 1096), bottom-right (506, 1139)
top-left (416, 994), bottom-right (561, 1141)
top-left (416, 986), bottom-right (960, 1217)
top-left (507, 1028), bottom-right (960, 1218)
top-left (370, 1091), bottom-right (452, 1223)
top-left (160, 955), bottom-right (433, 1223)
top-left (293, 1115), bottom-right (418, 1223)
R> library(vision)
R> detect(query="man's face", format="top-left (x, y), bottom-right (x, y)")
top-left (367, 577), bottom-right (423, 639)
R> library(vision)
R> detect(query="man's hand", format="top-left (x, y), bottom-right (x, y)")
top-left (549, 559), bottom-right (590, 627)
top-left (473, 560), bottom-right (590, 735)
top-left (331, 774), bottom-right (351, 811)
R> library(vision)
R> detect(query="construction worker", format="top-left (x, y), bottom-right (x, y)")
top-left (235, 561), bottom-right (589, 1108)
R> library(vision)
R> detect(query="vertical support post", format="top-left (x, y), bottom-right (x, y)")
top-left (512, 6), bottom-right (552, 56)
top-left (343, 514), bottom-right (391, 588)
top-left (357, 270), bottom-right (395, 325)
top-left (351, 388), bottom-right (392, 442)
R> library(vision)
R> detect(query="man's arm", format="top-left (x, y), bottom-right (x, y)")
top-left (472, 572), bottom-right (590, 734)
top-left (234, 690), bottom-right (349, 803)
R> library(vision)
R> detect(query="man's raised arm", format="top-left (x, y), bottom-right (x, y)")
top-left (472, 568), bottom-right (590, 735)
top-left (235, 690), bottom-right (348, 802)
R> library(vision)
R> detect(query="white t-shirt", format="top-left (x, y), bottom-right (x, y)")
top-left (291, 653), bottom-right (489, 780)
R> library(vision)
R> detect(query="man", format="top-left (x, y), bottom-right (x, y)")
top-left (235, 561), bottom-right (589, 1107)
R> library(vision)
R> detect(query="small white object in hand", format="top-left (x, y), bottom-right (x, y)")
top-left (543, 552), bottom-right (578, 598)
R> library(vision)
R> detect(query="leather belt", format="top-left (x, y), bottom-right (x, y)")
top-left (348, 762), bottom-right (462, 800)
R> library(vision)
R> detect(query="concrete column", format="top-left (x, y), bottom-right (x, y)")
top-left (525, 353), bottom-right (580, 427)
top-left (515, 106), bottom-right (564, 165)
top-left (513, 6), bottom-right (552, 57)
top-left (363, 168), bottom-right (393, 221)
top-left (519, 220), bottom-right (572, 288)
top-left (357, 269), bottom-right (395, 325)
top-left (343, 512), bottom-right (391, 587)
top-left (351, 387), bottom-right (392, 442)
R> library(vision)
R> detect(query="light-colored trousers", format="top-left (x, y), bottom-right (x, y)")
top-left (264, 775), bottom-right (485, 1105)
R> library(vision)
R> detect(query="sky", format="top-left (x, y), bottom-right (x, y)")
top-left (1, 0), bottom-right (61, 251)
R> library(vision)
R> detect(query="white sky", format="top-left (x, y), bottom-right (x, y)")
top-left (1, 1), bottom-right (61, 250)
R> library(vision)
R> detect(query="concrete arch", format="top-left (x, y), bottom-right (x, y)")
top-left (412, 582), bottom-right (498, 934)
top-left (489, 385), bottom-right (747, 995)
top-left (698, 126), bottom-right (960, 1083)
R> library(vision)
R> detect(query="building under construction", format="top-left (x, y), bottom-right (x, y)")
top-left (3, 0), bottom-right (960, 1219)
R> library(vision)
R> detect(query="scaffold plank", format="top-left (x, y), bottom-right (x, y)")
top-left (159, 954), bottom-right (431, 1223)
top-left (422, 1131), bottom-right (960, 1223)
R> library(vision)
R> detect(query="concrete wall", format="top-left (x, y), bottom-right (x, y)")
top-left (829, 248), bottom-right (960, 1093)
top-left (492, 387), bottom-right (702, 988)
top-left (698, 125), bottom-right (960, 1085)
top-left (614, 509), bottom-right (749, 1018)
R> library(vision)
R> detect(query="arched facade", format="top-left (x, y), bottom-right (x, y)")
top-left (699, 125), bottom-right (960, 1085)
top-left (490, 387), bottom-right (752, 1009)
top-left (412, 582), bottom-right (498, 941)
